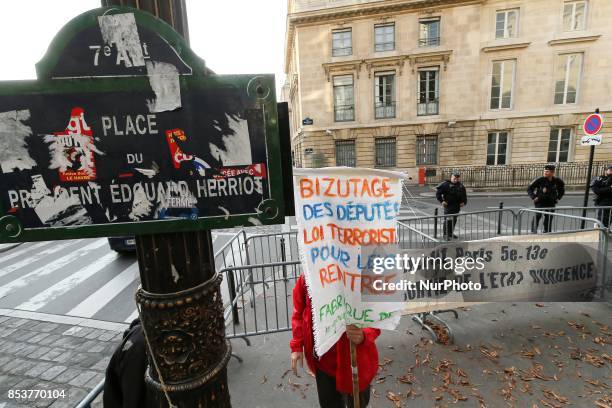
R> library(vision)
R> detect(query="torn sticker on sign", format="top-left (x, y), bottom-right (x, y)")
top-left (98, 13), bottom-right (145, 68)
top-left (146, 61), bottom-right (181, 113)
top-left (209, 115), bottom-right (253, 166)
top-left (29, 178), bottom-right (93, 226)
top-left (44, 107), bottom-right (103, 182)
top-left (130, 184), bottom-right (153, 221)
top-left (0, 110), bottom-right (36, 173)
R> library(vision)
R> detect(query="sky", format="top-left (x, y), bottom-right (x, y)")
top-left (0, 0), bottom-right (287, 95)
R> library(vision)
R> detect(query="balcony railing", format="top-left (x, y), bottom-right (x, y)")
top-left (332, 47), bottom-right (352, 57)
top-left (417, 100), bottom-right (439, 116)
top-left (419, 37), bottom-right (440, 47)
top-left (374, 101), bottom-right (396, 119)
top-left (334, 105), bottom-right (355, 122)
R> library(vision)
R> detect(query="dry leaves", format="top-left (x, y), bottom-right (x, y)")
top-left (541, 387), bottom-right (569, 405)
top-left (480, 345), bottom-right (499, 362)
top-left (397, 374), bottom-right (416, 385)
top-left (386, 391), bottom-right (402, 407)
top-left (429, 323), bottom-right (451, 345)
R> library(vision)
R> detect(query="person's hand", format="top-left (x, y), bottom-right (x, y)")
top-left (460, 203), bottom-right (465, 208)
top-left (442, 201), bottom-right (448, 208)
top-left (291, 352), bottom-right (303, 376)
top-left (346, 325), bottom-right (364, 345)
top-left (533, 197), bottom-right (539, 203)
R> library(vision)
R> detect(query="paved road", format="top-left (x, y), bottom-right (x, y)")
top-left (0, 227), bottom-right (280, 324)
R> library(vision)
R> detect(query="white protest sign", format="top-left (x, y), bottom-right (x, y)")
top-left (294, 167), bottom-right (405, 356)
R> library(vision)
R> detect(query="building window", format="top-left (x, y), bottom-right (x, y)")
top-left (487, 132), bottom-right (509, 165)
top-left (495, 9), bottom-right (519, 39)
top-left (375, 137), bottom-right (396, 167)
top-left (374, 73), bottom-right (395, 119)
top-left (417, 67), bottom-right (439, 116)
top-left (548, 128), bottom-right (572, 162)
top-left (332, 28), bottom-right (352, 57)
top-left (416, 135), bottom-right (438, 165)
top-left (333, 75), bottom-right (354, 122)
top-left (419, 18), bottom-right (440, 47)
top-left (374, 23), bottom-right (395, 52)
top-left (554, 53), bottom-right (582, 104)
top-left (490, 60), bottom-right (516, 110)
top-left (336, 140), bottom-right (356, 167)
top-left (563, 1), bottom-right (587, 31)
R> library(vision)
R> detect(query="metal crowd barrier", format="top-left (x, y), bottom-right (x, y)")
top-left (75, 206), bottom-right (611, 406)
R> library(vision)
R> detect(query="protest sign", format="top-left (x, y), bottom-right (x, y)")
top-left (294, 167), bottom-right (406, 356)
top-left (385, 230), bottom-right (605, 315)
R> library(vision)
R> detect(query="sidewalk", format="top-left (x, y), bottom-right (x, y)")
top-left (228, 301), bottom-right (612, 407)
top-left (0, 309), bottom-right (126, 408)
top-left (1, 302), bottom-right (610, 407)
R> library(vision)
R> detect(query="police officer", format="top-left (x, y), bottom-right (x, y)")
top-left (527, 164), bottom-right (565, 233)
top-left (590, 164), bottom-right (612, 228)
top-left (436, 171), bottom-right (467, 240)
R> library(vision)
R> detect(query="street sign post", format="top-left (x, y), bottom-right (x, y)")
top-left (0, 8), bottom-right (285, 244)
top-left (581, 112), bottom-right (604, 146)
top-left (581, 109), bottom-right (603, 228)
top-left (0, 4), bottom-right (290, 406)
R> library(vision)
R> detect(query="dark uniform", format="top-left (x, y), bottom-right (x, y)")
top-left (104, 319), bottom-right (148, 408)
top-left (436, 177), bottom-right (467, 240)
top-left (590, 171), bottom-right (612, 228)
top-left (527, 175), bottom-right (565, 233)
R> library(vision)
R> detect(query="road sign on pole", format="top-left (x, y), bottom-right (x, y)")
top-left (581, 113), bottom-right (604, 146)
top-left (0, 7), bottom-right (286, 244)
top-left (581, 109), bottom-right (601, 227)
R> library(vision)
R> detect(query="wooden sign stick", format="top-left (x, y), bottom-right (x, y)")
top-left (349, 337), bottom-right (360, 408)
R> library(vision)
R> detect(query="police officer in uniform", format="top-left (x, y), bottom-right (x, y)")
top-left (527, 164), bottom-right (565, 233)
top-left (436, 171), bottom-right (467, 240)
top-left (590, 164), bottom-right (612, 228)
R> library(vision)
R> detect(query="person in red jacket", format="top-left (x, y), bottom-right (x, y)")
top-left (290, 274), bottom-right (381, 407)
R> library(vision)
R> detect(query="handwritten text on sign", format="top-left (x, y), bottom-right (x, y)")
top-left (294, 168), bottom-right (405, 356)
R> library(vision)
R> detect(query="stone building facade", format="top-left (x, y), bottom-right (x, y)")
top-left (282, 0), bottom-right (612, 183)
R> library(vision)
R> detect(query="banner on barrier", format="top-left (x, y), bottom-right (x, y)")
top-left (293, 167), bottom-right (406, 356)
top-left (358, 230), bottom-right (604, 314)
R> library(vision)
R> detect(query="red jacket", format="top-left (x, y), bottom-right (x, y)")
top-left (289, 275), bottom-right (380, 393)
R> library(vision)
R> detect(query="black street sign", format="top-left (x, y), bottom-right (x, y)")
top-left (0, 7), bottom-right (285, 243)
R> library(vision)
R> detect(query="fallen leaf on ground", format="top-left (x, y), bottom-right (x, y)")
top-left (386, 391), bottom-right (402, 407)
top-left (398, 374), bottom-right (416, 384)
top-left (260, 375), bottom-right (267, 384)
top-left (480, 345), bottom-right (499, 362)
top-left (542, 387), bottom-right (569, 405)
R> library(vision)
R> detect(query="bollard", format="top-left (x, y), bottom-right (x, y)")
top-left (497, 202), bottom-right (504, 235)
top-left (434, 208), bottom-right (438, 239)
top-left (280, 237), bottom-right (287, 279)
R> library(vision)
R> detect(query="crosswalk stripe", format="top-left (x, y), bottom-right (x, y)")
top-left (0, 239), bottom-right (107, 299)
top-left (0, 242), bottom-right (50, 265)
top-left (0, 240), bottom-right (80, 278)
top-left (124, 309), bottom-right (139, 323)
top-left (17, 251), bottom-right (120, 312)
top-left (67, 262), bottom-right (139, 318)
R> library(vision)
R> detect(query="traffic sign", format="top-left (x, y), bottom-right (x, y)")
top-left (581, 113), bottom-right (604, 146)
top-left (0, 7), bottom-right (286, 243)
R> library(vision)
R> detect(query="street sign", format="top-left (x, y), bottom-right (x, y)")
top-left (581, 113), bottom-right (604, 146)
top-left (0, 7), bottom-right (285, 243)
top-left (302, 117), bottom-right (313, 126)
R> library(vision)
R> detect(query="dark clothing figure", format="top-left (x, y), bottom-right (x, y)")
top-left (436, 180), bottom-right (467, 239)
top-left (591, 174), bottom-right (612, 228)
top-left (315, 370), bottom-right (371, 408)
top-left (104, 319), bottom-right (148, 408)
top-left (527, 176), bottom-right (565, 233)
